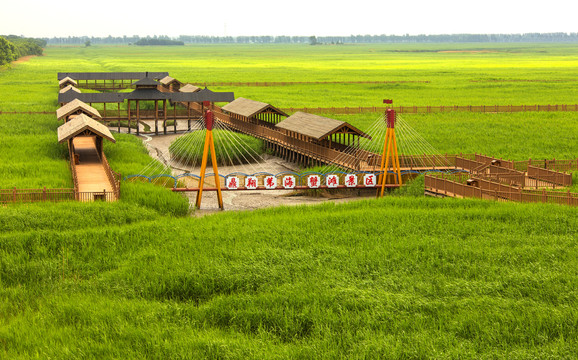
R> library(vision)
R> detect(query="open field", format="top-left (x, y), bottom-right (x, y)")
top-left (1, 44), bottom-right (577, 358)
top-left (2, 43), bottom-right (578, 111)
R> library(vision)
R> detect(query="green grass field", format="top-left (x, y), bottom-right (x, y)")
top-left (1, 43), bottom-right (577, 358)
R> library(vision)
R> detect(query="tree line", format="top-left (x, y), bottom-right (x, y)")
top-left (135, 38), bottom-right (184, 46)
top-left (45, 33), bottom-right (578, 45)
top-left (0, 36), bottom-right (45, 66)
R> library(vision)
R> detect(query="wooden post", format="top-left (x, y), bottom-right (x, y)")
top-left (136, 100), bottom-right (140, 136)
top-left (117, 103), bottom-right (121, 133)
top-left (154, 100), bottom-right (159, 135)
top-left (173, 102), bottom-right (177, 133)
top-left (127, 100), bottom-right (131, 134)
top-left (196, 110), bottom-right (223, 210)
top-left (187, 102), bottom-right (191, 131)
top-left (163, 100), bottom-right (167, 135)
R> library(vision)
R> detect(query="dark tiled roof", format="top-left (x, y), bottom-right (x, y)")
top-left (169, 90), bottom-right (235, 103)
top-left (124, 88), bottom-right (169, 100)
top-left (132, 77), bottom-right (160, 87)
top-left (59, 92), bottom-right (126, 104)
top-left (57, 72), bottom-right (169, 81)
top-left (58, 87), bottom-right (234, 103)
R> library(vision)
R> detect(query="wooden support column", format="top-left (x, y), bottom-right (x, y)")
top-left (173, 102), bottom-right (177, 133)
top-left (117, 103), bottom-right (121, 133)
top-left (136, 100), bottom-right (140, 136)
top-left (127, 100), bottom-right (131, 134)
top-left (163, 100), bottom-right (167, 135)
top-left (155, 100), bottom-right (159, 135)
top-left (187, 102), bottom-right (191, 131)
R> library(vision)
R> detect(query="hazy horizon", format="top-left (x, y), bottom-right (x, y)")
top-left (2, 0), bottom-right (575, 39)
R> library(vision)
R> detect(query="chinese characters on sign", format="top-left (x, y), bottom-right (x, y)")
top-left (283, 176), bottom-right (296, 189)
top-left (226, 176), bottom-right (239, 190)
top-left (245, 176), bottom-right (258, 190)
top-left (264, 176), bottom-right (277, 189)
top-left (345, 174), bottom-right (358, 188)
top-left (363, 174), bottom-right (376, 187)
top-left (221, 173), bottom-right (381, 190)
top-left (326, 174), bottom-right (339, 188)
top-left (308, 175), bottom-right (321, 189)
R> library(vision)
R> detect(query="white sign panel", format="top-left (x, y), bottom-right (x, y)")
top-left (344, 174), bottom-right (358, 188)
top-left (283, 176), bottom-right (296, 189)
top-left (245, 176), bottom-right (258, 190)
top-left (307, 175), bottom-right (321, 189)
top-left (326, 174), bottom-right (339, 188)
top-left (363, 174), bottom-right (376, 187)
top-left (226, 176), bottom-right (239, 190)
top-left (264, 176), bottom-right (277, 189)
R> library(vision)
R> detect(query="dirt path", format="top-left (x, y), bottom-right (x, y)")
top-left (12, 55), bottom-right (37, 64)
top-left (139, 132), bottom-right (375, 214)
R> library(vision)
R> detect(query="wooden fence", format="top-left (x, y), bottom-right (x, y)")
top-left (475, 154), bottom-right (514, 169)
top-left (280, 104), bottom-right (578, 114)
top-left (202, 80), bottom-right (431, 86)
top-left (0, 188), bottom-right (118, 204)
top-left (102, 153), bottom-right (121, 199)
top-left (514, 158), bottom-right (578, 172)
top-left (3, 104), bottom-right (578, 117)
top-left (425, 173), bottom-right (578, 206)
top-left (528, 166), bottom-right (572, 187)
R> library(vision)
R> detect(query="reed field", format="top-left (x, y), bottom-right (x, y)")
top-left (1, 43), bottom-right (577, 358)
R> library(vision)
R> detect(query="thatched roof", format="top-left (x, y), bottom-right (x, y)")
top-left (159, 76), bottom-right (182, 86)
top-left (59, 85), bottom-right (81, 94)
top-left (56, 99), bottom-right (102, 120)
top-left (59, 77), bottom-right (78, 87)
top-left (275, 112), bottom-right (371, 140)
top-left (180, 84), bottom-right (201, 93)
top-left (57, 114), bottom-right (115, 144)
top-left (221, 97), bottom-right (288, 118)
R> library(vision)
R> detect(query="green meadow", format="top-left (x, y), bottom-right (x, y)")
top-left (1, 44), bottom-right (577, 358)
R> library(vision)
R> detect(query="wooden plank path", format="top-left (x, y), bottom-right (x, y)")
top-left (72, 137), bottom-right (115, 197)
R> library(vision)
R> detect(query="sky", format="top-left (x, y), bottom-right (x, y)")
top-left (1, 0), bottom-right (576, 38)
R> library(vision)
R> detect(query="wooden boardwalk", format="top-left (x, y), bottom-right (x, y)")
top-left (72, 137), bottom-right (115, 197)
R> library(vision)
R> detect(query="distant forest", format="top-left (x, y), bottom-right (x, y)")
top-left (0, 36), bottom-right (45, 66)
top-left (45, 33), bottom-right (578, 45)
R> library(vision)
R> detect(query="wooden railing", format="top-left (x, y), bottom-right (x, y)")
top-left (514, 158), bottom-right (578, 172)
top-left (1, 188), bottom-right (75, 204)
top-left (425, 173), bottom-right (578, 206)
top-left (202, 80), bottom-right (431, 86)
top-left (68, 141), bottom-right (80, 199)
top-left (0, 188), bottom-right (118, 204)
top-left (486, 165), bottom-right (526, 187)
top-left (455, 157), bottom-right (485, 171)
top-left (475, 154), bottom-right (514, 169)
top-left (101, 153), bottom-right (121, 199)
top-left (279, 104), bottom-right (578, 114)
top-left (528, 166), bottom-right (572, 187)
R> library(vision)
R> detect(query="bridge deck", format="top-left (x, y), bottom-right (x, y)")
top-left (73, 137), bottom-right (115, 195)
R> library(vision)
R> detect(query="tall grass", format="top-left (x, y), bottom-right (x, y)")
top-left (1, 44), bottom-right (578, 358)
top-left (1, 197), bottom-right (577, 358)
